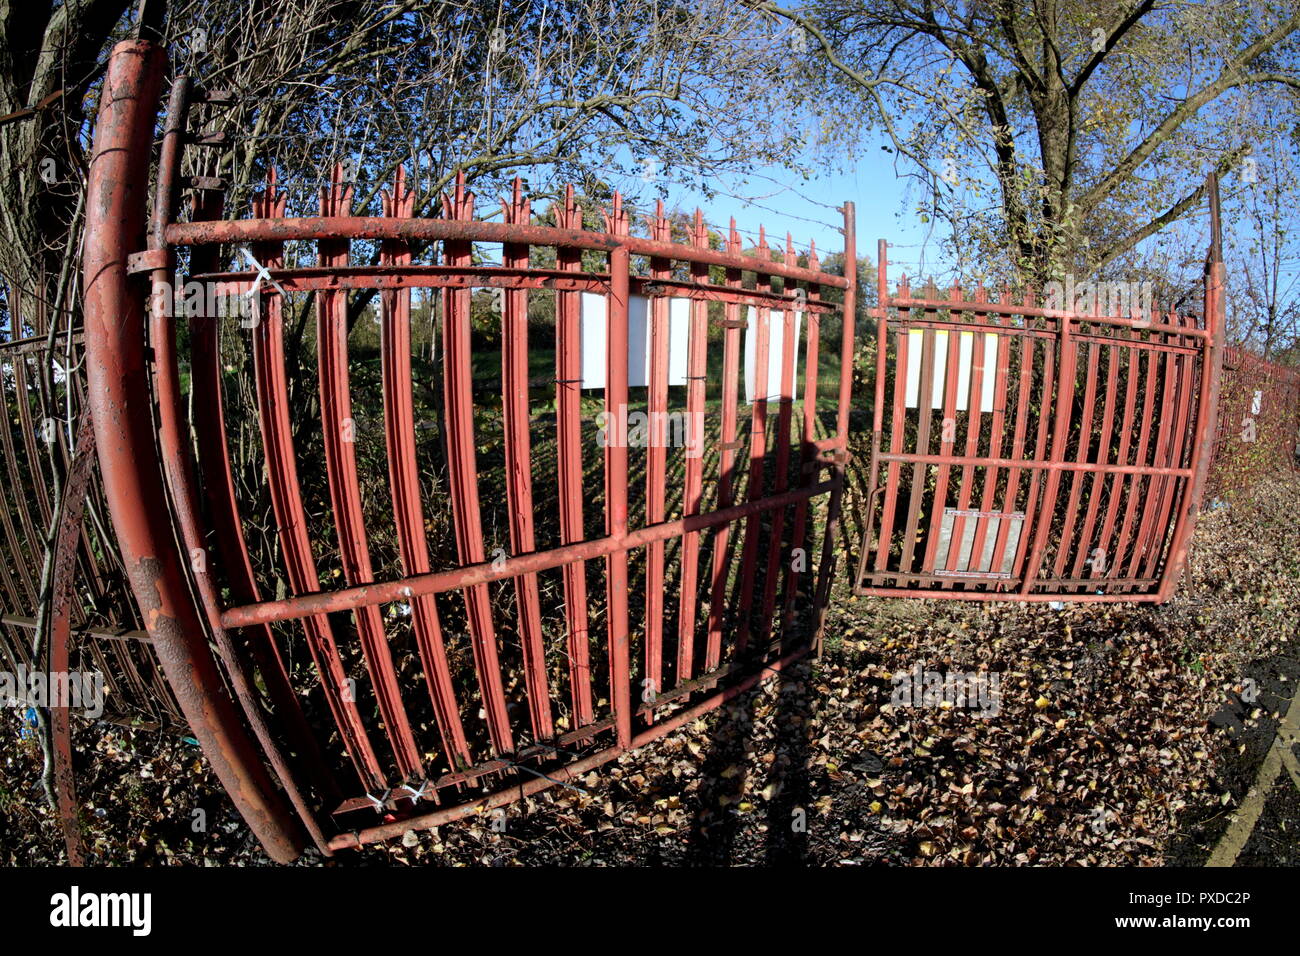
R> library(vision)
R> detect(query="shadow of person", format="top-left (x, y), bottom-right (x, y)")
top-left (761, 653), bottom-right (814, 866)
top-left (683, 641), bottom-right (816, 866)
top-left (684, 683), bottom-right (759, 865)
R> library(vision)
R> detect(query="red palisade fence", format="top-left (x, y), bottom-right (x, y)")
top-left (82, 43), bottom-right (857, 857)
top-left (76, 42), bottom-right (1237, 862)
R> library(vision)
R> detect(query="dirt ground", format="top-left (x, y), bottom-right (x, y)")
top-left (2, 474), bottom-right (1297, 867)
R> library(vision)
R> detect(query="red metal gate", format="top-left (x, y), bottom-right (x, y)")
top-left (83, 41), bottom-right (856, 858)
top-left (856, 225), bottom-right (1225, 601)
top-left (81, 38), bottom-right (1228, 862)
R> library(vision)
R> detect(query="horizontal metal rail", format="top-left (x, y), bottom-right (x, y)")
top-left (188, 267), bottom-right (842, 313)
top-left (886, 295), bottom-right (1207, 338)
top-left (222, 479), bottom-right (835, 629)
top-left (326, 642), bottom-right (813, 850)
top-left (874, 453), bottom-right (1194, 477)
top-left (164, 217), bottom-right (849, 287)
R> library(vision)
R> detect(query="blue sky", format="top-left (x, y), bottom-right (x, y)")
top-left (615, 130), bottom-right (947, 286)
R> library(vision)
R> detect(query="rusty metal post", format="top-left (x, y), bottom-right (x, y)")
top-left (736, 229), bottom-right (773, 651)
top-left (813, 201), bottom-right (856, 645)
top-left (853, 239), bottom-right (889, 590)
top-left (82, 39), bottom-right (303, 862)
top-left (675, 210), bottom-right (710, 680)
top-left (1160, 173), bottom-right (1226, 601)
top-left (553, 186), bottom-right (595, 724)
top-left (501, 179), bottom-right (554, 742)
top-left (49, 408), bottom-right (97, 865)
top-left (380, 167), bottom-right (473, 773)
top-left (151, 80), bottom-right (334, 854)
top-left (315, 165), bottom-right (424, 778)
top-left (441, 175), bottom-right (515, 757)
top-left (705, 220), bottom-right (744, 671)
top-left (643, 202), bottom-right (671, 701)
top-left (605, 198), bottom-right (633, 749)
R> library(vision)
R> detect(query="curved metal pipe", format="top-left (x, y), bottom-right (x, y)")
top-left (82, 39), bottom-right (303, 863)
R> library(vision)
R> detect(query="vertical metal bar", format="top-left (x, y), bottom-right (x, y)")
top-left (736, 228), bottom-right (772, 650)
top-left (989, 330), bottom-right (1037, 585)
top-left (1112, 348), bottom-right (1157, 584)
top-left (441, 175), bottom-right (514, 756)
top-left (705, 220), bottom-right (743, 672)
top-left (316, 165), bottom-right (423, 779)
top-left (63, 329), bottom-right (107, 611)
top-left (812, 201), bottom-right (856, 641)
top-left (873, 326), bottom-right (907, 572)
top-left (1021, 305), bottom-right (1075, 593)
top-left (149, 86), bottom-right (333, 851)
top-left (14, 357), bottom-right (52, 528)
top-left (643, 201), bottom-right (671, 700)
top-left (248, 172), bottom-right (385, 791)
top-left (967, 320), bottom-right (1009, 572)
top-left (862, 239), bottom-right (890, 574)
top-left (834, 208), bottom-right (858, 448)
top-left (1051, 342), bottom-right (1099, 582)
top-left (0, 368), bottom-right (37, 605)
top-left (899, 312), bottom-right (934, 574)
top-left (1012, 292), bottom-right (1056, 582)
top-left (83, 40), bottom-right (302, 862)
top-left (945, 301), bottom-right (987, 573)
top-left (757, 234), bottom-right (801, 642)
top-left (1128, 347), bottom-right (1176, 580)
top-left (1091, 344), bottom-right (1140, 579)
top-left (1160, 201), bottom-right (1225, 600)
top-left (0, 284), bottom-right (41, 614)
top-left (675, 210), bottom-right (710, 683)
top-left (553, 185), bottom-right (594, 724)
top-left (604, 196), bottom-right (633, 748)
top-left (380, 167), bottom-right (472, 771)
top-left (1135, 333), bottom-right (1179, 575)
top-left (1072, 343), bottom-right (1120, 581)
top-left (186, 192), bottom-right (339, 809)
top-left (501, 178), bottom-right (554, 742)
top-left (49, 407), bottom-right (95, 865)
top-left (921, 314), bottom-right (962, 572)
top-left (1142, 319), bottom-right (1195, 582)
top-left (783, 240), bottom-right (821, 622)
top-left (0, 496), bottom-right (26, 612)
top-left (3, 353), bottom-right (46, 569)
